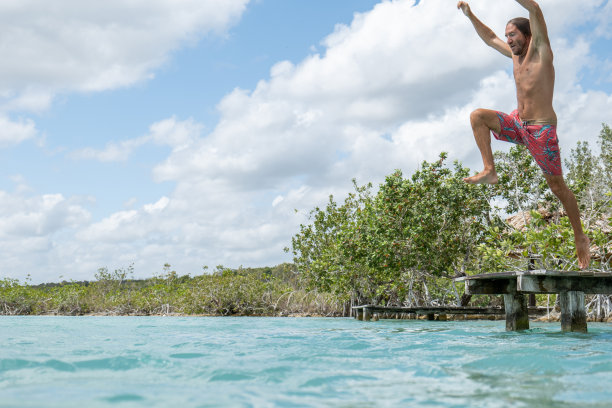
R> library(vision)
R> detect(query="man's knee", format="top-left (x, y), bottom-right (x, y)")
top-left (470, 109), bottom-right (498, 130)
top-left (469, 109), bottom-right (486, 126)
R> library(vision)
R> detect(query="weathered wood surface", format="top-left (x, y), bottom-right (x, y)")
top-left (355, 270), bottom-right (606, 332)
top-left (454, 270), bottom-right (603, 333)
top-left (352, 305), bottom-right (548, 316)
top-left (456, 270), bottom-right (612, 295)
top-left (559, 291), bottom-right (587, 333)
top-left (503, 294), bottom-right (530, 331)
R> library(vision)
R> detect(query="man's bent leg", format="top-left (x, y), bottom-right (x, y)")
top-left (464, 109), bottom-right (503, 184)
top-left (544, 174), bottom-right (591, 269)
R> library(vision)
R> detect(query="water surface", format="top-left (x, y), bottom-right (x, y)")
top-left (2, 317), bottom-right (612, 407)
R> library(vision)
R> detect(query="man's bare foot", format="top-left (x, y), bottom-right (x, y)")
top-left (463, 170), bottom-right (498, 185)
top-left (575, 234), bottom-right (591, 270)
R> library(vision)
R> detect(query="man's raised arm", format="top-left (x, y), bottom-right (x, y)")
top-left (457, 2), bottom-right (512, 58)
top-left (515, 0), bottom-right (551, 49)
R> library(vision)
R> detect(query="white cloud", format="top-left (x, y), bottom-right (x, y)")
top-left (0, 0), bottom-right (249, 151)
top-left (594, 0), bottom-right (612, 38)
top-left (0, 192), bottom-right (90, 237)
top-left (69, 137), bottom-right (149, 162)
top-left (69, 116), bottom-right (202, 162)
top-left (148, 117), bottom-right (203, 150)
top-left (0, 0), bottom-right (250, 101)
top-left (0, 114), bottom-right (38, 146)
top-left (144, 0), bottom-right (611, 273)
top-left (0, 190), bottom-right (91, 276)
top-left (144, 196), bottom-right (170, 214)
top-left (2, 0), bottom-right (612, 282)
top-left (0, 89), bottom-right (54, 113)
top-left (272, 195), bottom-right (284, 207)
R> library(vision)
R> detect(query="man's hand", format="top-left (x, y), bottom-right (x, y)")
top-left (457, 1), bottom-right (471, 17)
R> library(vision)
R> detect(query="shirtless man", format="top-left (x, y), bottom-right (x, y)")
top-left (457, 0), bottom-right (591, 269)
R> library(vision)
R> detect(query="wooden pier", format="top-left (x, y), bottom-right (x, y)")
top-left (353, 270), bottom-right (612, 333)
top-left (455, 270), bottom-right (612, 333)
top-left (352, 304), bottom-right (548, 322)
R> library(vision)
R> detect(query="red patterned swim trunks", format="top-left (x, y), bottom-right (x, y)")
top-left (492, 109), bottom-right (562, 176)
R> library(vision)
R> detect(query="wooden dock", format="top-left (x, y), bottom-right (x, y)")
top-left (352, 304), bottom-right (548, 322)
top-left (455, 270), bottom-right (612, 333)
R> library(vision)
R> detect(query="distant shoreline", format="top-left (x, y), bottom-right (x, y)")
top-left (13, 311), bottom-right (612, 323)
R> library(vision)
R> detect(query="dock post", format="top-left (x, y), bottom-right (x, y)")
top-left (503, 294), bottom-right (530, 331)
top-left (528, 255), bottom-right (538, 307)
top-left (363, 307), bottom-right (371, 321)
top-left (559, 291), bottom-right (587, 333)
top-left (356, 308), bottom-right (363, 321)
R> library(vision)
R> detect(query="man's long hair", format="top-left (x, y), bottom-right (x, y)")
top-left (507, 17), bottom-right (531, 37)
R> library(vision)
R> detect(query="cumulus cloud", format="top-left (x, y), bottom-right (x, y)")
top-left (0, 192), bottom-right (90, 237)
top-left (594, 0), bottom-right (612, 38)
top-left (69, 138), bottom-right (149, 162)
top-left (0, 0), bottom-right (250, 99)
top-left (0, 190), bottom-right (91, 275)
top-left (0, 115), bottom-right (38, 146)
top-left (3, 0), bottom-right (612, 282)
top-left (69, 116), bottom-right (203, 162)
top-left (0, 0), bottom-right (249, 150)
top-left (145, 0), bottom-right (612, 272)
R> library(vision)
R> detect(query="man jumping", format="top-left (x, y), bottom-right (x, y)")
top-left (457, 0), bottom-right (591, 269)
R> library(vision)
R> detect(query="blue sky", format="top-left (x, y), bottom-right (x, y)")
top-left (1, 0), bottom-right (610, 283)
top-left (9, 0), bottom-right (382, 220)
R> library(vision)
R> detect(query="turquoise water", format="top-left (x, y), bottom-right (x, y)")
top-left (2, 317), bottom-right (612, 407)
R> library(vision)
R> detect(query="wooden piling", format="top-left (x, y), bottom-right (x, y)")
top-left (559, 291), bottom-right (587, 333)
top-left (503, 294), bottom-right (530, 331)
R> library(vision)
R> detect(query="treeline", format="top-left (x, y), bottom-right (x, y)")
top-left (2, 125), bottom-right (610, 317)
top-left (290, 124), bottom-right (611, 313)
top-left (0, 264), bottom-right (346, 316)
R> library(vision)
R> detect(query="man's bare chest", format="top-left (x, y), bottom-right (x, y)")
top-left (513, 59), bottom-right (553, 93)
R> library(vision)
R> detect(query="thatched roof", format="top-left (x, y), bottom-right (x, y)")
top-left (504, 208), bottom-right (611, 263)
top-left (505, 207), bottom-right (576, 231)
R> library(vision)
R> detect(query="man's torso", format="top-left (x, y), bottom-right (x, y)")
top-left (512, 41), bottom-right (556, 123)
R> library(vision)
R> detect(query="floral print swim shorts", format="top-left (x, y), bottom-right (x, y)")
top-left (492, 109), bottom-right (562, 176)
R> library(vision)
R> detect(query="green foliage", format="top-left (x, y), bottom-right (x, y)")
top-left (2, 126), bottom-right (610, 314)
top-left (481, 124), bottom-right (612, 273)
top-left (0, 264), bottom-right (345, 316)
top-left (292, 153), bottom-right (493, 306)
top-left (292, 124), bottom-right (612, 308)
top-left (493, 145), bottom-right (552, 213)
top-left (598, 124), bottom-right (612, 187)
top-left (565, 140), bottom-right (596, 198)
top-left (566, 124), bottom-right (612, 215)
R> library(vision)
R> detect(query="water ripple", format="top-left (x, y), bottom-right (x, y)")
top-left (1, 317), bottom-right (612, 407)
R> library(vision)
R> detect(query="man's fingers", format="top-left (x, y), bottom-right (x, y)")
top-left (457, 1), bottom-right (469, 15)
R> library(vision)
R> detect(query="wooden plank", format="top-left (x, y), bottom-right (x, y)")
top-left (457, 270), bottom-right (612, 281)
top-left (353, 306), bottom-right (504, 314)
top-left (559, 291), bottom-right (587, 333)
top-left (459, 270), bottom-right (612, 295)
top-left (351, 305), bottom-right (548, 316)
top-left (518, 275), bottom-right (612, 294)
top-left (503, 294), bottom-right (530, 331)
top-left (454, 271), bottom-right (523, 282)
top-left (465, 277), bottom-right (517, 295)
